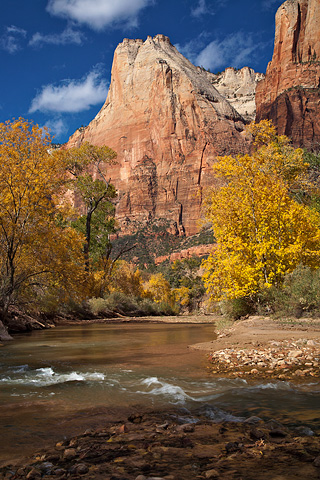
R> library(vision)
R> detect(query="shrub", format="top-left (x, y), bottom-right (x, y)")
top-left (263, 265), bottom-right (320, 318)
top-left (88, 297), bottom-right (109, 315)
top-left (219, 296), bottom-right (255, 319)
top-left (88, 291), bottom-right (178, 318)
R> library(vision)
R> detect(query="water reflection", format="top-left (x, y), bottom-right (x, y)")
top-left (0, 322), bottom-right (319, 465)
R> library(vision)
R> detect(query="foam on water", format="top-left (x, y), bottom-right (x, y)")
top-left (247, 381), bottom-right (292, 391)
top-left (0, 365), bottom-right (106, 387)
top-left (138, 377), bottom-right (193, 404)
top-left (132, 374), bottom-right (320, 407)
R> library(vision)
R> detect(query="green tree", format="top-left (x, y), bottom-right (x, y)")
top-left (202, 120), bottom-right (320, 303)
top-left (62, 142), bottom-right (117, 272)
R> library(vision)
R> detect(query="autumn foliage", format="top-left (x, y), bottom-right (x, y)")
top-left (202, 121), bottom-right (320, 303)
top-left (0, 119), bottom-right (87, 319)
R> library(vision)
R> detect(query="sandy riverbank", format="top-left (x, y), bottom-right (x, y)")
top-left (190, 316), bottom-right (320, 380)
top-left (53, 315), bottom-right (219, 326)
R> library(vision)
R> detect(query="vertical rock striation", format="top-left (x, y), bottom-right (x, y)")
top-left (67, 35), bottom-right (250, 236)
top-left (256, 0), bottom-right (320, 149)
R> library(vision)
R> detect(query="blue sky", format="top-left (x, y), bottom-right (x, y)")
top-left (1, 0), bottom-right (283, 143)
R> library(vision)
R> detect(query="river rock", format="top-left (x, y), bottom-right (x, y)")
top-left (38, 462), bottom-right (53, 474)
top-left (244, 416), bottom-right (263, 424)
top-left (176, 423), bottom-right (195, 433)
top-left (2, 411), bottom-right (320, 480)
top-left (52, 468), bottom-right (66, 476)
top-left (63, 448), bottom-right (77, 460)
top-left (70, 463), bottom-right (89, 475)
top-left (314, 456), bottom-right (320, 467)
top-left (26, 468), bottom-right (41, 479)
top-left (205, 468), bottom-right (219, 479)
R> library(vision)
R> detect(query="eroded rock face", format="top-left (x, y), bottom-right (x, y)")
top-left (210, 67), bottom-right (264, 122)
top-left (256, 0), bottom-right (320, 149)
top-left (67, 35), bottom-right (249, 235)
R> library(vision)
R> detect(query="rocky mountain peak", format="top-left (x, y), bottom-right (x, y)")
top-left (67, 35), bottom-right (250, 236)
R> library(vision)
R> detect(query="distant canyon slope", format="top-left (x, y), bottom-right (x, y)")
top-left (67, 0), bottom-right (319, 237)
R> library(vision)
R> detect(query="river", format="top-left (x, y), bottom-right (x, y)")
top-left (0, 322), bottom-right (319, 465)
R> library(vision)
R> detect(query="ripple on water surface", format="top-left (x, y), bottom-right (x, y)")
top-left (0, 323), bottom-right (319, 464)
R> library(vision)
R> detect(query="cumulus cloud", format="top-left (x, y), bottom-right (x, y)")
top-left (29, 68), bottom-right (108, 113)
top-left (46, 0), bottom-right (154, 30)
top-left (29, 27), bottom-right (84, 47)
top-left (177, 32), bottom-right (262, 72)
top-left (197, 33), bottom-right (259, 71)
top-left (44, 118), bottom-right (68, 138)
top-left (0, 25), bottom-right (27, 53)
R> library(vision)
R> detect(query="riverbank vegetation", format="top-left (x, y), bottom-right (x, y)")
top-left (202, 120), bottom-right (320, 319)
top-left (0, 119), bottom-right (206, 337)
top-left (1, 118), bottom-right (320, 337)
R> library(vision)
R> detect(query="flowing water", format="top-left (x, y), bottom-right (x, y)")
top-left (0, 322), bottom-right (320, 464)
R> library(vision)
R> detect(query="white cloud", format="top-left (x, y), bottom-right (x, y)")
top-left (175, 38), bottom-right (202, 64)
top-left (6, 25), bottom-right (27, 36)
top-left (29, 69), bottom-right (108, 113)
top-left (0, 25), bottom-right (27, 53)
top-left (178, 32), bottom-right (262, 72)
top-left (29, 27), bottom-right (84, 47)
top-left (44, 118), bottom-right (68, 139)
top-left (191, 0), bottom-right (208, 18)
top-left (46, 0), bottom-right (154, 30)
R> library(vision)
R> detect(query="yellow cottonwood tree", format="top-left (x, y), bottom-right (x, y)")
top-left (0, 118), bottom-right (87, 322)
top-left (202, 121), bottom-right (320, 302)
top-left (144, 273), bottom-right (174, 306)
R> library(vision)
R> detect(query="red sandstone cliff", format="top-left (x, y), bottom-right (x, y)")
top-left (67, 35), bottom-right (250, 236)
top-left (256, 0), bottom-right (320, 149)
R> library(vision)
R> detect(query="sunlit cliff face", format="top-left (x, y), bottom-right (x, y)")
top-left (66, 35), bottom-right (251, 236)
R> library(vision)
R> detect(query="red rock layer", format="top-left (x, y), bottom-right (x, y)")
top-left (67, 35), bottom-right (249, 236)
top-left (155, 244), bottom-right (214, 265)
top-left (256, 0), bottom-right (320, 149)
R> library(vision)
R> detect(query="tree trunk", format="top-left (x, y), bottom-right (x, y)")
top-left (0, 320), bottom-right (13, 341)
top-left (84, 207), bottom-right (93, 272)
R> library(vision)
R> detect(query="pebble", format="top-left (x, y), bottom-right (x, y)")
top-left (38, 462), bottom-right (53, 474)
top-left (205, 468), bottom-right (219, 478)
top-left (26, 469), bottom-right (41, 479)
top-left (69, 463), bottom-right (89, 474)
top-left (176, 424), bottom-right (195, 433)
top-left (2, 412), bottom-right (320, 480)
top-left (63, 448), bottom-right (77, 460)
top-left (208, 339), bottom-right (320, 379)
